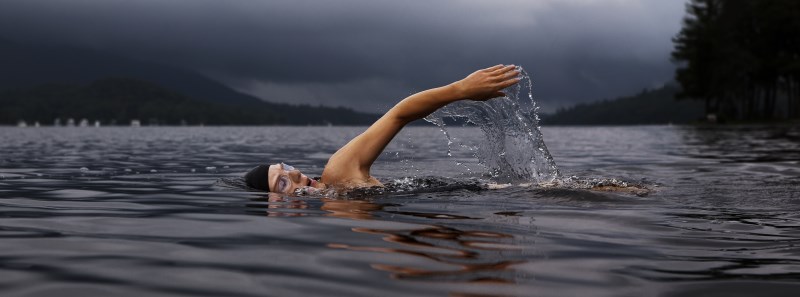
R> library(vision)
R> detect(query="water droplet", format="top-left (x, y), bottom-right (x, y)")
top-left (422, 66), bottom-right (558, 183)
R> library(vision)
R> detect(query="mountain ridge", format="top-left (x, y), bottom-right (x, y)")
top-left (542, 84), bottom-right (705, 125)
top-left (0, 40), bottom-right (379, 125)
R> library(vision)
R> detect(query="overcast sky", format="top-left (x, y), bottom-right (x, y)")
top-left (0, 0), bottom-right (686, 112)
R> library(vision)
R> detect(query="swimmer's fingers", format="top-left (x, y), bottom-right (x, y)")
top-left (456, 64), bottom-right (519, 101)
top-left (473, 77), bottom-right (518, 101)
top-left (491, 68), bottom-right (521, 83)
top-left (489, 64), bottom-right (517, 76)
top-left (504, 68), bottom-right (521, 79)
top-left (496, 76), bottom-right (521, 89)
top-left (483, 64), bottom-right (505, 72)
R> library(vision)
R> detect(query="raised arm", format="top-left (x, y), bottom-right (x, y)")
top-left (389, 65), bottom-right (520, 123)
top-left (321, 65), bottom-right (520, 185)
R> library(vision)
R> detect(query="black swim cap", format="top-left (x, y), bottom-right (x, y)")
top-left (244, 164), bottom-right (271, 192)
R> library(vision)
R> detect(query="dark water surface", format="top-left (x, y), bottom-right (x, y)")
top-left (1, 126), bottom-right (799, 297)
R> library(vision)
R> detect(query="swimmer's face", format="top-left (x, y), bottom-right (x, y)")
top-left (268, 163), bottom-right (321, 194)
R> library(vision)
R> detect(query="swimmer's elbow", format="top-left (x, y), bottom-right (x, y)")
top-left (386, 108), bottom-right (416, 125)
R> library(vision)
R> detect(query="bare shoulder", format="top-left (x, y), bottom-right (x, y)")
top-left (320, 146), bottom-right (381, 188)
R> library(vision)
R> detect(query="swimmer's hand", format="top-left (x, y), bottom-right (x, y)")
top-left (451, 64), bottom-right (521, 101)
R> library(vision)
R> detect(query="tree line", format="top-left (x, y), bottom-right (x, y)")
top-left (543, 84), bottom-right (703, 125)
top-left (0, 78), bottom-right (378, 126)
top-left (672, 0), bottom-right (800, 121)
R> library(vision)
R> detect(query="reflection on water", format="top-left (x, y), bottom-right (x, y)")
top-left (321, 198), bottom-right (383, 220)
top-left (679, 125), bottom-right (800, 162)
top-left (252, 193), bottom-right (313, 217)
top-left (319, 199), bottom-right (521, 283)
top-left (1, 126), bottom-right (799, 296)
top-left (336, 225), bottom-right (522, 284)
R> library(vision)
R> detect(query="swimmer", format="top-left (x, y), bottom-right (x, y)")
top-left (245, 64), bottom-right (521, 194)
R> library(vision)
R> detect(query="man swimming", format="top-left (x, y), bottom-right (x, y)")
top-left (245, 64), bottom-right (521, 194)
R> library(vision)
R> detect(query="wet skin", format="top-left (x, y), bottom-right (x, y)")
top-left (267, 163), bottom-right (325, 195)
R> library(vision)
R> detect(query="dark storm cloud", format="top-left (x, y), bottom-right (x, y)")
top-left (0, 0), bottom-right (685, 112)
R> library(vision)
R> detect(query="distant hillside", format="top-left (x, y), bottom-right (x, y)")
top-left (542, 84), bottom-right (704, 125)
top-left (0, 40), bottom-right (264, 106)
top-left (0, 78), bottom-right (378, 125)
top-left (0, 39), bottom-right (379, 125)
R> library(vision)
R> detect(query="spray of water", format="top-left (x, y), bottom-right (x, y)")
top-left (424, 67), bottom-right (560, 183)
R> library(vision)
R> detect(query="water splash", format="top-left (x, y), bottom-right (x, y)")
top-left (337, 176), bottom-right (485, 198)
top-left (540, 175), bottom-right (654, 197)
top-left (424, 67), bottom-right (559, 183)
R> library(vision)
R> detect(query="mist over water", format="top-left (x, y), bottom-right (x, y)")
top-left (424, 67), bottom-right (559, 183)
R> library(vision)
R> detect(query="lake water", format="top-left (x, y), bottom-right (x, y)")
top-left (1, 125), bottom-right (799, 297)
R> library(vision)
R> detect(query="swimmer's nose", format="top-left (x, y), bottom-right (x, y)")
top-left (288, 169), bottom-right (302, 182)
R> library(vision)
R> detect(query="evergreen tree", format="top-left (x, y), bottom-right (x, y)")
top-left (672, 0), bottom-right (800, 121)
